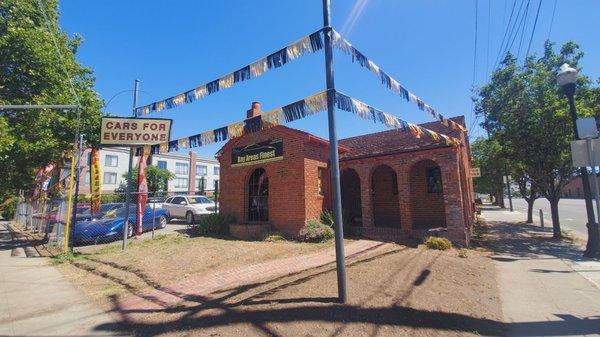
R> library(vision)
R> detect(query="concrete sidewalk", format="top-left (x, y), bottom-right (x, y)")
top-left (481, 207), bottom-right (600, 337)
top-left (0, 222), bottom-right (128, 336)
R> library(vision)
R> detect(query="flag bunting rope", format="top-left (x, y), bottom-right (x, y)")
top-left (134, 29), bottom-right (325, 117)
top-left (333, 91), bottom-right (461, 146)
top-left (136, 90), bottom-right (459, 156)
top-left (330, 29), bottom-right (467, 133)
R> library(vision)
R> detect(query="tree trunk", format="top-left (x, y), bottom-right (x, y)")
top-left (548, 197), bottom-right (561, 239)
top-left (526, 198), bottom-right (535, 223)
top-left (498, 190), bottom-right (506, 208)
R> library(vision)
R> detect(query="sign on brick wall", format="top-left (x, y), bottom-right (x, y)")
top-left (232, 138), bottom-right (283, 167)
top-left (470, 167), bottom-right (481, 178)
top-left (100, 117), bottom-right (172, 146)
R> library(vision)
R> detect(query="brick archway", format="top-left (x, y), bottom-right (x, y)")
top-left (409, 159), bottom-right (446, 229)
top-left (371, 164), bottom-right (400, 228)
top-left (341, 168), bottom-right (362, 226)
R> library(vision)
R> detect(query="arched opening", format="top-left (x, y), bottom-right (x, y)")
top-left (371, 165), bottom-right (400, 228)
top-left (409, 159), bottom-right (446, 229)
top-left (341, 168), bottom-right (362, 226)
top-left (248, 168), bottom-right (268, 221)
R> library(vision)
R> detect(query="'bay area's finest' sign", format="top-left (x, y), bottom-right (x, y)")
top-left (232, 138), bottom-right (283, 167)
top-left (100, 117), bottom-right (172, 146)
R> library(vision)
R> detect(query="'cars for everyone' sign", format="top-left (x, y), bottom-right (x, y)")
top-left (232, 138), bottom-right (283, 167)
top-left (100, 117), bottom-right (172, 146)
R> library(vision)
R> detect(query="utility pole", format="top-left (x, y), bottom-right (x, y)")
top-left (122, 79), bottom-right (140, 250)
top-left (322, 0), bottom-right (347, 303)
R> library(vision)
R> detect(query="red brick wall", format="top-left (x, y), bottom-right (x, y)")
top-left (303, 142), bottom-right (331, 222)
top-left (371, 165), bottom-right (401, 228)
top-left (409, 159), bottom-right (446, 228)
top-left (218, 127), bottom-right (329, 235)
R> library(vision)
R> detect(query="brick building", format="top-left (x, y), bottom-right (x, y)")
top-left (217, 103), bottom-right (475, 245)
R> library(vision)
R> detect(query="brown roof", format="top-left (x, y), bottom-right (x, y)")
top-left (339, 116), bottom-right (466, 160)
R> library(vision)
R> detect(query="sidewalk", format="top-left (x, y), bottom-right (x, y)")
top-left (481, 206), bottom-right (600, 337)
top-left (0, 221), bottom-right (128, 336)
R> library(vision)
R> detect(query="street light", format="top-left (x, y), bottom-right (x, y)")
top-left (558, 63), bottom-right (600, 257)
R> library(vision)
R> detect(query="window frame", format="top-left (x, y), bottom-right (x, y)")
top-left (105, 154), bottom-right (118, 167)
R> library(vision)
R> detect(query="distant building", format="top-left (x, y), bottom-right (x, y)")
top-left (561, 174), bottom-right (600, 199)
top-left (77, 148), bottom-right (219, 195)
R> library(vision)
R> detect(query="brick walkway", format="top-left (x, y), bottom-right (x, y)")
top-left (117, 240), bottom-right (384, 316)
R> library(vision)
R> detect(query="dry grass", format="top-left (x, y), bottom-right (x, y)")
top-left (102, 244), bottom-right (503, 337)
top-left (58, 233), bottom-right (333, 303)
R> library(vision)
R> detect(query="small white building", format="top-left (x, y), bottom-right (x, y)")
top-left (78, 148), bottom-right (219, 195)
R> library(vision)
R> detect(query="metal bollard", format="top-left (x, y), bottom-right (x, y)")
top-left (539, 209), bottom-right (544, 228)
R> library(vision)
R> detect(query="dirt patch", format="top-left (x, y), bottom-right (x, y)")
top-left (57, 233), bottom-right (333, 303)
top-left (88, 242), bottom-right (503, 337)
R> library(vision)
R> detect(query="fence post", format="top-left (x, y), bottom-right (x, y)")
top-left (539, 209), bottom-right (544, 228)
top-left (152, 195), bottom-right (156, 239)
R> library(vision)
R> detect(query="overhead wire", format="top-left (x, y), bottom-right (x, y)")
top-left (525, 0), bottom-right (543, 58)
top-left (516, 0), bottom-right (531, 59)
top-left (493, 0), bottom-right (518, 69)
top-left (547, 0), bottom-right (558, 41)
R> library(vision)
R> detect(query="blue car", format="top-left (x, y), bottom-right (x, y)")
top-left (73, 204), bottom-right (170, 244)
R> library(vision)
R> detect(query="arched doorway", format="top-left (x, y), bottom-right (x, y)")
top-left (341, 168), bottom-right (362, 226)
top-left (409, 159), bottom-right (446, 229)
top-left (248, 168), bottom-right (268, 221)
top-left (371, 165), bottom-right (400, 227)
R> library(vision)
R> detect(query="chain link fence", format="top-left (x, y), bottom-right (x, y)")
top-left (14, 189), bottom-right (219, 253)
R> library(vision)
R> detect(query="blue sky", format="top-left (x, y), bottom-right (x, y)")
top-left (59, 0), bottom-right (600, 159)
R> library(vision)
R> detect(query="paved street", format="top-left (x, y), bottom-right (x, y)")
top-left (504, 197), bottom-right (598, 239)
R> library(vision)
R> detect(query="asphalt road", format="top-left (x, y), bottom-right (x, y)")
top-left (504, 197), bottom-right (598, 239)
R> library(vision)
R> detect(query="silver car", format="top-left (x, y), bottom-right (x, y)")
top-left (163, 195), bottom-right (216, 224)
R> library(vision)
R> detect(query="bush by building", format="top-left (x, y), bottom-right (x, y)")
top-left (297, 219), bottom-right (334, 243)
top-left (424, 236), bottom-right (453, 250)
top-left (193, 213), bottom-right (235, 236)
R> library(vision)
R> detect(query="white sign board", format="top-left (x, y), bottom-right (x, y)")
top-left (470, 167), bottom-right (481, 178)
top-left (571, 139), bottom-right (600, 167)
top-left (576, 117), bottom-right (598, 139)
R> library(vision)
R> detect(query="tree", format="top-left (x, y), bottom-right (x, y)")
top-left (476, 41), bottom-right (600, 244)
top-left (471, 137), bottom-right (506, 205)
top-left (0, 0), bottom-right (103, 201)
top-left (117, 165), bottom-right (175, 197)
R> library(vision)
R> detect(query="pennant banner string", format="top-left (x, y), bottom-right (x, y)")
top-left (135, 29), bottom-right (325, 117)
top-left (330, 29), bottom-right (467, 133)
top-left (333, 91), bottom-right (460, 146)
top-left (139, 90), bottom-right (329, 155)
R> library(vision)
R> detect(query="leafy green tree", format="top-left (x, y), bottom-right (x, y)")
top-left (471, 137), bottom-right (506, 205)
top-left (117, 164), bottom-right (175, 197)
top-left (0, 0), bottom-right (103, 202)
top-left (476, 41), bottom-right (600, 242)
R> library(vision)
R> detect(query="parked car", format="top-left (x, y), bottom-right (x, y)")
top-left (163, 195), bottom-right (216, 224)
top-left (76, 202), bottom-right (124, 221)
top-left (72, 204), bottom-right (170, 244)
top-left (146, 197), bottom-right (167, 209)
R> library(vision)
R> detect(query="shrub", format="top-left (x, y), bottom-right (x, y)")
top-left (298, 219), bottom-right (334, 243)
top-left (262, 232), bottom-right (287, 242)
top-left (194, 213), bottom-right (235, 236)
top-left (424, 236), bottom-right (452, 250)
top-left (0, 198), bottom-right (17, 219)
top-left (320, 209), bottom-right (334, 227)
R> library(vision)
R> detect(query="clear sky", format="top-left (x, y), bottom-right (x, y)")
top-left (58, 0), bottom-right (600, 159)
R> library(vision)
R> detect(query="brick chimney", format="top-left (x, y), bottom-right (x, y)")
top-left (246, 101), bottom-right (261, 119)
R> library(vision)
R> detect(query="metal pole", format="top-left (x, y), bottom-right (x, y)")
top-left (322, 0), bottom-right (347, 303)
top-left (539, 209), bottom-right (544, 228)
top-left (122, 79), bottom-right (140, 250)
top-left (565, 87), bottom-right (599, 256)
top-left (586, 139), bottom-right (600, 227)
top-left (69, 133), bottom-right (83, 251)
top-left (506, 174), bottom-right (513, 212)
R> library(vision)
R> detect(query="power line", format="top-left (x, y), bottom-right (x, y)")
top-left (516, 0), bottom-right (531, 59)
top-left (486, 0), bottom-right (491, 77)
top-left (506, 0), bottom-right (529, 59)
top-left (493, 0), bottom-right (518, 69)
top-left (525, 0), bottom-right (543, 58)
top-left (547, 0), bottom-right (558, 40)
